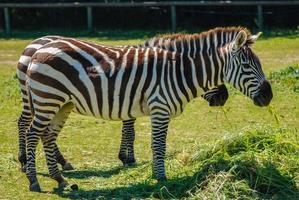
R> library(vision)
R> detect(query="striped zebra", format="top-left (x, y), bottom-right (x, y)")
top-left (17, 35), bottom-right (228, 173)
top-left (140, 33), bottom-right (229, 107)
top-left (19, 27), bottom-right (272, 192)
top-left (118, 34), bottom-right (230, 167)
top-left (17, 36), bottom-right (75, 173)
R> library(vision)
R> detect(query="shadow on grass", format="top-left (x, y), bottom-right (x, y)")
top-left (62, 166), bottom-right (126, 179)
top-left (38, 162), bottom-right (146, 179)
top-left (51, 158), bottom-right (299, 199)
top-left (62, 162), bottom-right (146, 179)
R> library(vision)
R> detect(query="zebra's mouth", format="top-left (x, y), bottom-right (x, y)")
top-left (209, 85), bottom-right (229, 106)
top-left (253, 80), bottom-right (273, 107)
top-left (253, 95), bottom-right (271, 107)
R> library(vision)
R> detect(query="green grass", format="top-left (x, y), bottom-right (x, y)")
top-left (0, 31), bottom-right (299, 199)
top-left (269, 65), bottom-right (299, 93)
top-left (190, 126), bottom-right (299, 199)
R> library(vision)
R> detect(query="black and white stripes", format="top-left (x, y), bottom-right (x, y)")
top-left (17, 27), bottom-right (272, 192)
top-left (140, 33), bottom-right (229, 106)
top-left (17, 34), bottom-right (228, 174)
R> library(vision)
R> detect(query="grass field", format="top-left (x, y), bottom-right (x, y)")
top-left (0, 30), bottom-right (299, 199)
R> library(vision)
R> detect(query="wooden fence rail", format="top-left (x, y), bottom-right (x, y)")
top-left (1, 1), bottom-right (299, 34)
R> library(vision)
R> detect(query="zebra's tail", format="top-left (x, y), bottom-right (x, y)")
top-left (17, 54), bottom-right (34, 118)
top-left (26, 77), bottom-right (35, 117)
top-left (17, 54), bottom-right (34, 170)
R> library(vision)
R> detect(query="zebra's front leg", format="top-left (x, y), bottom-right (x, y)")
top-left (150, 111), bottom-right (170, 181)
top-left (118, 119), bottom-right (136, 166)
top-left (41, 132), bottom-right (69, 190)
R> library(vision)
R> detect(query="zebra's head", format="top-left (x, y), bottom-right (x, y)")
top-left (225, 30), bottom-right (272, 107)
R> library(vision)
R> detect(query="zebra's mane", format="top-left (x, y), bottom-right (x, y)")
top-left (146, 27), bottom-right (254, 50)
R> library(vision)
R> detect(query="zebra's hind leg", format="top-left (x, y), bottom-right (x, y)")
top-left (47, 103), bottom-right (74, 171)
top-left (41, 102), bottom-right (75, 190)
top-left (18, 113), bottom-right (32, 172)
top-left (118, 119), bottom-right (136, 166)
top-left (26, 117), bottom-right (50, 192)
top-left (41, 132), bottom-right (69, 190)
top-left (26, 102), bottom-right (74, 192)
top-left (54, 143), bottom-right (74, 171)
top-left (49, 102), bottom-right (75, 172)
top-left (18, 112), bottom-right (74, 173)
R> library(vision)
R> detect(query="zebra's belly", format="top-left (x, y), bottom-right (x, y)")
top-left (71, 98), bottom-right (150, 121)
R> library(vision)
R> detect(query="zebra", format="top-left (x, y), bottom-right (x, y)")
top-left (137, 34), bottom-right (229, 107)
top-left (17, 36), bottom-right (75, 172)
top-left (17, 35), bottom-right (228, 173)
top-left (20, 27), bottom-right (272, 192)
top-left (118, 34), bottom-right (230, 167)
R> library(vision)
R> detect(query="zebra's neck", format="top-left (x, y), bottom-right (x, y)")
top-left (166, 33), bottom-right (233, 94)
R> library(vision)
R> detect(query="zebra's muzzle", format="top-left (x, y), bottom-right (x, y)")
top-left (253, 80), bottom-right (273, 107)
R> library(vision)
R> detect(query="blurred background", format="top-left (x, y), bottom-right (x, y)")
top-left (1, 0), bottom-right (299, 37)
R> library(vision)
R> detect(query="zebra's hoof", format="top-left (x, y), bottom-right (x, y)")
top-left (58, 181), bottom-right (69, 189)
top-left (71, 184), bottom-right (79, 191)
top-left (126, 157), bottom-right (136, 166)
top-left (118, 154), bottom-right (127, 165)
top-left (29, 182), bottom-right (41, 192)
top-left (126, 162), bottom-right (136, 167)
top-left (62, 162), bottom-right (75, 171)
top-left (125, 161), bottom-right (136, 167)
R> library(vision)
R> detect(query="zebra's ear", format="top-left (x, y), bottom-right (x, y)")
top-left (247, 32), bottom-right (262, 44)
top-left (232, 30), bottom-right (247, 51)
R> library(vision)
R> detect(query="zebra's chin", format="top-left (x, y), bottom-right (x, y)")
top-left (253, 96), bottom-right (271, 107)
top-left (252, 80), bottom-right (273, 107)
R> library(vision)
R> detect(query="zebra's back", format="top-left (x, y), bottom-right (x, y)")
top-left (27, 38), bottom-right (172, 120)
